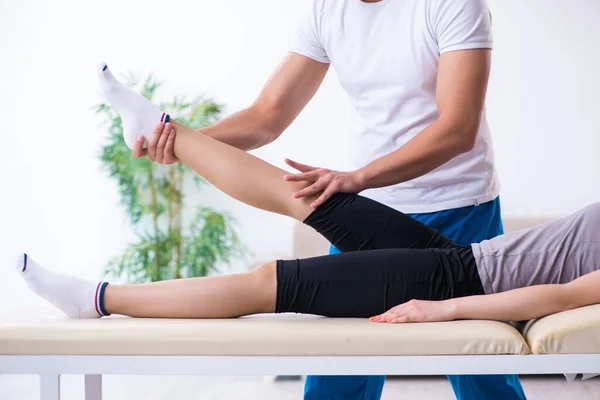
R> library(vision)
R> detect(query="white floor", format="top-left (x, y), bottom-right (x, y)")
top-left (1, 375), bottom-right (599, 399)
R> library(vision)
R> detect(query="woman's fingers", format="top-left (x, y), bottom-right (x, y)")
top-left (387, 315), bottom-right (410, 324)
top-left (369, 303), bottom-right (412, 323)
top-left (369, 300), bottom-right (450, 324)
top-left (369, 313), bottom-right (407, 323)
top-left (370, 309), bottom-right (395, 322)
top-left (285, 158), bottom-right (317, 173)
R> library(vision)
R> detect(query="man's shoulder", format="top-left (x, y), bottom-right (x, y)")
top-left (427, 0), bottom-right (490, 18)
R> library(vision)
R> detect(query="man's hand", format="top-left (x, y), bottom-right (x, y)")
top-left (283, 158), bottom-right (366, 208)
top-left (132, 122), bottom-right (180, 165)
top-left (369, 299), bottom-right (456, 324)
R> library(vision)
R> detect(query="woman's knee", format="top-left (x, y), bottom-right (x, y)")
top-left (250, 261), bottom-right (278, 312)
top-left (250, 260), bottom-right (277, 283)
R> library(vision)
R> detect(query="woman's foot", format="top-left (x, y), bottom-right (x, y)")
top-left (97, 63), bottom-right (169, 149)
top-left (15, 254), bottom-right (109, 319)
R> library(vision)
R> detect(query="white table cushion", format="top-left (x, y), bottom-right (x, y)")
top-left (523, 304), bottom-right (600, 354)
top-left (0, 308), bottom-right (529, 356)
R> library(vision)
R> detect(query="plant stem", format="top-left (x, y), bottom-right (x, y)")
top-left (148, 164), bottom-right (161, 281)
top-left (175, 163), bottom-right (184, 279)
top-left (166, 165), bottom-right (175, 271)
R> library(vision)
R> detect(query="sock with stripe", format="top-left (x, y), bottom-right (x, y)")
top-left (15, 254), bottom-right (110, 319)
top-left (97, 63), bottom-right (169, 150)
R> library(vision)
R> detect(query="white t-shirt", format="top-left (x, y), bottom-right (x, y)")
top-left (289, 0), bottom-right (500, 214)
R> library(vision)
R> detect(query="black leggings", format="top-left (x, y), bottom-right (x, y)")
top-left (275, 193), bottom-right (485, 317)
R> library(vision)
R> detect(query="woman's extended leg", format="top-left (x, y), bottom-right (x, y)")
top-left (16, 254), bottom-right (276, 319)
top-left (17, 243), bottom-right (483, 320)
top-left (104, 261), bottom-right (277, 318)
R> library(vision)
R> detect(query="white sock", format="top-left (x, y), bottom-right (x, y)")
top-left (15, 254), bottom-right (110, 319)
top-left (97, 63), bottom-right (169, 150)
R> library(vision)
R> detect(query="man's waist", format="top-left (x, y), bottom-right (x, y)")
top-left (360, 176), bottom-right (500, 214)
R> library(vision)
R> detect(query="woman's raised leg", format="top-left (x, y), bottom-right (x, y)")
top-left (98, 63), bottom-right (317, 222)
top-left (97, 63), bottom-right (455, 251)
top-left (170, 121), bottom-right (317, 221)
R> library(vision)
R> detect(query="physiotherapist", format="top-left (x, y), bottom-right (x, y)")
top-left (134, 1), bottom-right (526, 399)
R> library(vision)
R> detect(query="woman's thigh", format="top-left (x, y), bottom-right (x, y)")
top-left (275, 247), bottom-right (483, 318)
top-left (304, 194), bottom-right (457, 253)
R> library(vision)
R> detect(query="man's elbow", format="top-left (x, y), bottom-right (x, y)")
top-left (450, 120), bottom-right (479, 154)
top-left (249, 103), bottom-right (286, 145)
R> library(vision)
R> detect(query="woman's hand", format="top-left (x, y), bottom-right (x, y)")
top-left (132, 122), bottom-right (180, 165)
top-left (283, 158), bottom-right (366, 208)
top-left (369, 299), bottom-right (457, 324)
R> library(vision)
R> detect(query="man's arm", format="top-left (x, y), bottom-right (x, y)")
top-left (286, 49), bottom-right (491, 207)
top-left (135, 52), bottom-right (329, 162)
top-left (200, 53), bottom-right (329, 150)
top-left (372, 269), bottom-right (600, 324)
top-left (357, 48), bottom-right (490, 189)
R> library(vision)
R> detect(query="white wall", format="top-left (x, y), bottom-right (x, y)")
top-left (1, 0), bottom-right (599, 313)
top-left (486, 0), bottom-right (600, 215)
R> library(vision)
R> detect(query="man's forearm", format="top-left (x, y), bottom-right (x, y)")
top-left (196, 105), bottom-right (280, 151)
top-left (357, 118), bottom-right (477, 190)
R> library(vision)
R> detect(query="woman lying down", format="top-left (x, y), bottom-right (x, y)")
top-left (17, 64), bottom-right (600, 324)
